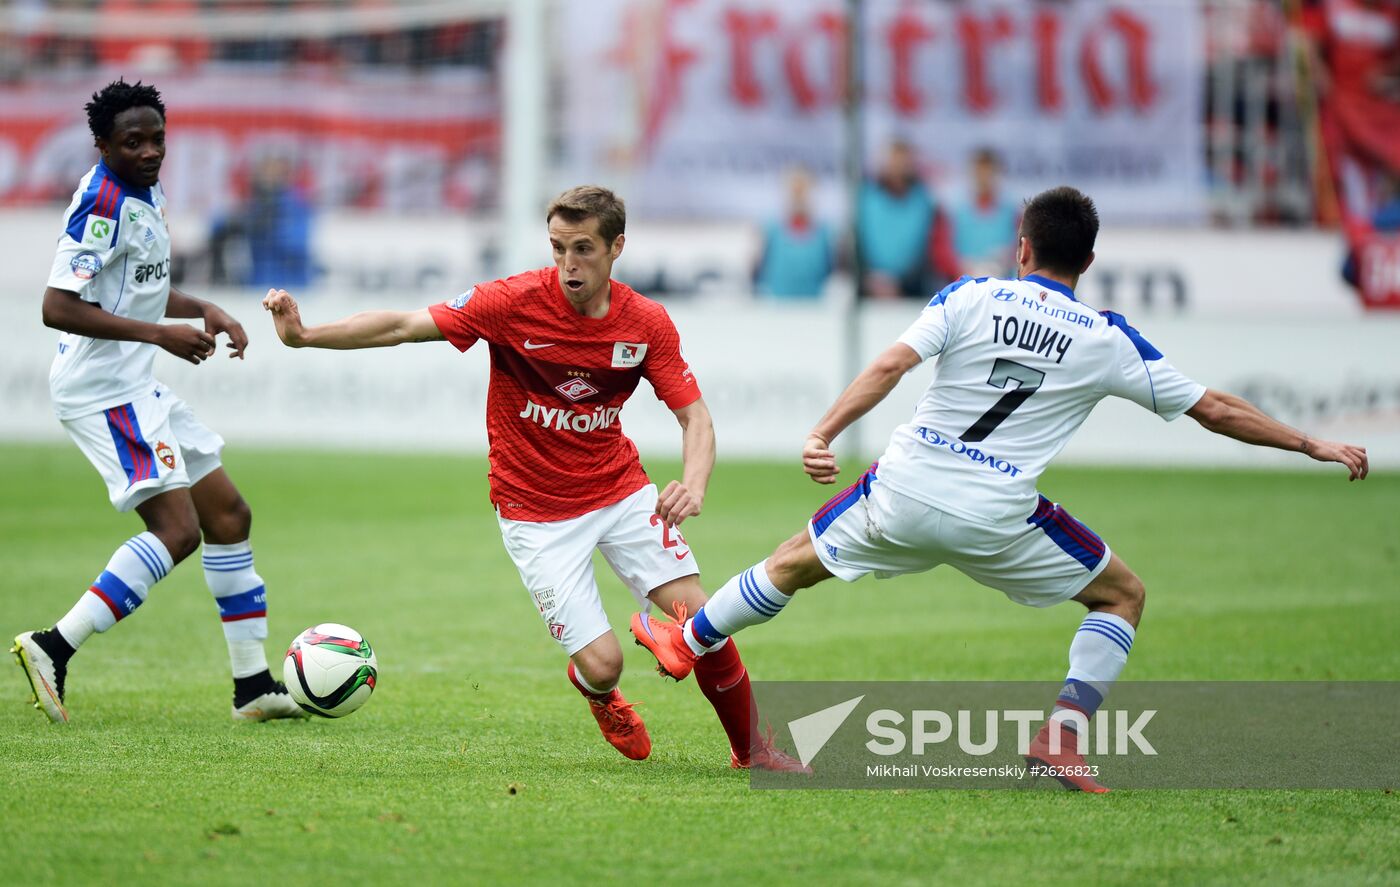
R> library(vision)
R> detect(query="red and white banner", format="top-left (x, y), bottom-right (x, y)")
top-left (555, 0), bottom-right (1206, 223)
top-left (0, 70), bottom-right (499, 215)
top-left (1359, 234), bottom-right (1400, 310)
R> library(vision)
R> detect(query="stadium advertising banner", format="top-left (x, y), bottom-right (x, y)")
top-left (556, 0), bottom-right (1206, 223)
top-left (0, 71), bottom-right (499, 214)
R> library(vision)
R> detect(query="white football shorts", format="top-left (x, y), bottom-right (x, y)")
top-left (808, 464), bottom-right (1112, 607)
top-left (61, 383), bottom-right (225, 512)
top-left (497, 483), bottom-right (700, 655)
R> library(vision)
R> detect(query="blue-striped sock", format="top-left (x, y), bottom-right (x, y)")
top-left (683, 560), bottom-right (792, 655)
top-left (202, 542), bottom-right (269, 678)
top-left (1049, 611), bottom-right (1135, 733)
top-left (55, 532), bottom-right (173, 649)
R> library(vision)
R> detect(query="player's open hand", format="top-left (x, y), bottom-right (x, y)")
top-left (803, 433), bottom-right (840, 484)
top-left (262, 288), bottom-right (308, 347)
top-left (1306, 438), bottom-right (1369, 481)
top-left (656, 480), bottom-right (702, 528)
top-left (156, 324), bottom-right (217, 365)
top-left (202, 304), bottom-right (248, 359)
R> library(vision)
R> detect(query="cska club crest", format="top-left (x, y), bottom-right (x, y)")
top-left (155, 441), bottom-right (176, 470)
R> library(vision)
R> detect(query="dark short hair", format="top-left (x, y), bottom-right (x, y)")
top-left (86, 79), bottom-right (166, 141)
top-left (972, 146), bottom-right (1002, 168)
top-left (1020, 186), bottom-right (1099, 276)
top-left (547, 186), bottom-right (626, 244)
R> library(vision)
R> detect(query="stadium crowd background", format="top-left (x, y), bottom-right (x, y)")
top-left (0, 0), bottom-right (1396, 466)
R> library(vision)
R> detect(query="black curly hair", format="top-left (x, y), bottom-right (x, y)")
top-left (85, 79), bottom-right (166, 142)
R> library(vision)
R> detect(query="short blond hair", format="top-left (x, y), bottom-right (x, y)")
top-left (546, 185), bottom-right (626, 244)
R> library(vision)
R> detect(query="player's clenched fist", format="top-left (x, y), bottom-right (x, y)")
top-left (262, 288), bottom-right (307, 347)
top-left (656, 480), bottom-right (702, 528)
top-left (155, 324), bottom-right (217, 365)
top-left (803, 433), bottom-right (840, 484)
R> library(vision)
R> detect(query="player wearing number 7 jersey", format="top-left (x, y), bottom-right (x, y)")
top-left (264, 186), bottom-right (805, 773)
top-left (632, 186), bottom-right (1369, 791)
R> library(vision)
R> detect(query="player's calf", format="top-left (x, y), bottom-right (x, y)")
top-left (201, 541), bottom-right (280, 704)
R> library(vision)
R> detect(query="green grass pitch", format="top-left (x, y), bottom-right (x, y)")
top-left (2, 443), bottom-right (1397, 885)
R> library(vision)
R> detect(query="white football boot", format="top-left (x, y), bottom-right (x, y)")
top-left (12, 631), bottom-right (69, 724)
top-left (232, 680), bottom-right (309, 722)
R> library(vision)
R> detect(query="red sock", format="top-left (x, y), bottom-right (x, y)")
top-left (567, 661), bottom-right (614, 700)
top-left (693, 639), bottom-right (758, 762)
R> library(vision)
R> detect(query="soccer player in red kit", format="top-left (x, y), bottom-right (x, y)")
top-left (263, 186), bottom-right (805, 772)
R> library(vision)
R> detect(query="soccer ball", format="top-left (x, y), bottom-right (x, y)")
top-left (283, 623), bottom-right (378, 718)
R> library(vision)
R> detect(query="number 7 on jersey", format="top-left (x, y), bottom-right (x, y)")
top-left (961, 358), bottom-right (1045, 442)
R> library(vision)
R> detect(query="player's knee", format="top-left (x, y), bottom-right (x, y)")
top-left (581, 650), bottom-right (624, 689)
top-left (202, 495), bottom-right (252, 543)
top-left (141, 497), bottom-right (202, 563)
top-left (158, 521), bottom-right (202, 563)
top-left (1117, 570), bottom-right (1146, 623)
top-left (768, 531), bottom-right (827, 593)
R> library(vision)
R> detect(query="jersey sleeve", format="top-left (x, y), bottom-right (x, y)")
top-left (427, 280), bottom-right (509, 352)
top-left (47, 193), bottom-right (128, 300)
top-left (643, 308), bottom-right (701, 410)
top-left (1101, 311), bottom-right (1206, 420)
top-left (896, 275), bottom-right (975, 359)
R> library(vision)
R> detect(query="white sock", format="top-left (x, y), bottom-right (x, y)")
top-left (56, 532), bottom-right (172, 649)
top-left (202, 541), bottom-right (269, 678)
top-left (1049, 611), bottom-right (1135, 730)
top-left (683, 560), bottom-right (792, 655)
top-left (568, 661), bottom-right (616, 696)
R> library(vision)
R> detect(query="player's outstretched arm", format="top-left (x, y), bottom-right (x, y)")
top-left (42, 286), bottom-right (216, 365)
top-left (262, 288), bottom-right (443, 350)
top-left (1186, 388), bottom-right (1369, 481)
top-left (657, 397), bottom-right (714, 528)
top-left (804, 343), bottom-right (922, 484)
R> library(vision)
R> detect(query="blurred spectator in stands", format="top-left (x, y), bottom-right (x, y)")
top-left (209, 153), bottom-right (315, 289)
top-left (98, 0), bottom-right (209, 70)
top-left (754, 166), bottom-right (834, 300)
top-left (1300, 0), bottom-right (1400, 226)
top-left (949, 147), bottom-right (1019, 278)
top-left (857, 139), bottom-right (957, 299)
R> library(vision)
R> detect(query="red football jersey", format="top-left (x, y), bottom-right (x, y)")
top-left (428, 267), bottom-right (701, 522)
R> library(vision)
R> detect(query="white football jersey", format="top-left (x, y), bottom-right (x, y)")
top-left (47, 161), bottom-right (172, 419)
top-left (876, 275), bottom-right (1206, 523)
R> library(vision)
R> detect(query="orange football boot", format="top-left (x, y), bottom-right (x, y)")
top-left (732, 727), bottom-right (814, 775)
top-left (585, 689), bottom-right (651, 760)
top-left (1025, 720), bottom-right (1109, 793)
top-left (630, 606), bottom-right (699, 681)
